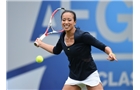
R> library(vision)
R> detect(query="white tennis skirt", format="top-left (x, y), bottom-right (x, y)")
top-left (64, 70), bottom-right (101, 90)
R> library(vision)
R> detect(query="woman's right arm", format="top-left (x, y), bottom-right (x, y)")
top-left (35, 38), bottom-right (54, 54)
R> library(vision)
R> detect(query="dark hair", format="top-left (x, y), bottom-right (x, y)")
top-left (61, 10), bottom-right (76, 21)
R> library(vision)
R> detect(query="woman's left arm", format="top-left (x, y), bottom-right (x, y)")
top-left (82, 32), bottom-right (117, 61)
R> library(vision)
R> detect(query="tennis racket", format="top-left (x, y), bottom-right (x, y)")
top-left (34, 7), bottom-right (65, 47)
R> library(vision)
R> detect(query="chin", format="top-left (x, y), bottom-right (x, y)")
top-left (64, 29), bottom-right (70, 31)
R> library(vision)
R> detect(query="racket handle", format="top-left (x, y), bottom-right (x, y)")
top-left (34, 42), bottom-right (39, 47)
top-left (34, 34), bottom-right (46, 47)
top-left (40, 34), bottom-right (46, 40)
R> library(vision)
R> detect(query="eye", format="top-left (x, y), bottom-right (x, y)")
top-left (62, 19), bottom-right (65, 21)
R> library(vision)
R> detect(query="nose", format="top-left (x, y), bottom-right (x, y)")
top-left (64, 20), bottom-right (69, 24)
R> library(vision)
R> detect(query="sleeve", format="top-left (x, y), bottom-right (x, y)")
top-left (82, 32), bottom-right (107, 52)
top-left (53, 38), bottom-right (63, 55)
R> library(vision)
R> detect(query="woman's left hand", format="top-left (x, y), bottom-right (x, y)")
top-left (107, 53), bottom-right (117, 61)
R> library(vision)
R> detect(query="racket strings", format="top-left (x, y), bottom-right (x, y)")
top-left (51, 9), bottom-right (64, 32)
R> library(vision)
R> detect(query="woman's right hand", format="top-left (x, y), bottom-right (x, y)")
top-left (35, 38), bottom-right (42, 47)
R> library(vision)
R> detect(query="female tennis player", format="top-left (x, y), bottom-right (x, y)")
top-left (35, 10), bottom-right (117, 90)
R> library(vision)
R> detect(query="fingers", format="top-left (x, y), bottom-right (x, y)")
top-left (107, 53), bottom-right (117, 61)
top-left (35, 38), bottom-right (42, 47)
top-left (36, 38), bottom-right (41, 41)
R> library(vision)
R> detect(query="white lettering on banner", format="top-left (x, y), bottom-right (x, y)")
top-left (108, 72), bottom-right (118, 86)
top-left (61, 0), bottom-right (97, 38)
top-left (43, 5), bottom-right (55, 27)
top-left (118, 71), bottom-right (130, 86)
top-left (96, 1), bottom-right (132, 42)
top-left (61, 0), bottom-right (89, 19)
top-left (130, 72), bottom-right (133, 85)
top-left (99, 71), bottom-right (133, 87)
top-left (120, 1), bottom-right (133, 41)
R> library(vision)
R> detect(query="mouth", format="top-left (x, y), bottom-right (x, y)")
top-left (63, 25), bottom-right (70, 29)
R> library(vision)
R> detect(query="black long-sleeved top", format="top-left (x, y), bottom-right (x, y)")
top-left (53, 28), bottom-right (106, 81)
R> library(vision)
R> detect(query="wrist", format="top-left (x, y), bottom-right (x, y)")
top-left (105, 46), bottom-right (113, 55)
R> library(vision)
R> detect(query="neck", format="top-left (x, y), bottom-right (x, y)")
top-left (65, 27), bottom-right (76, 37)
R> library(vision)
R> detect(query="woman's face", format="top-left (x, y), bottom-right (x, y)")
top-left (61, 12), bottom-right (76, 31)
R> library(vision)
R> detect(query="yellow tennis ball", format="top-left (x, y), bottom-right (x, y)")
top-left (36, 55), bottom-right (44, 63)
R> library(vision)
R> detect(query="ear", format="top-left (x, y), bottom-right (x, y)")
top-left (74, 21), bottom-right (76, 25)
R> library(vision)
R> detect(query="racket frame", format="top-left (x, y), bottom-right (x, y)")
top-left (34, 7), bottom-right (65, 47)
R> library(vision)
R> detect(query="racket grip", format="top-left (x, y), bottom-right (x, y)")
top-left (40, 34), bottom-right (46, 40)
top-left (34, 42), bottom-right (39, 47)
top-left (34, 34), bottom-right (46, 47)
